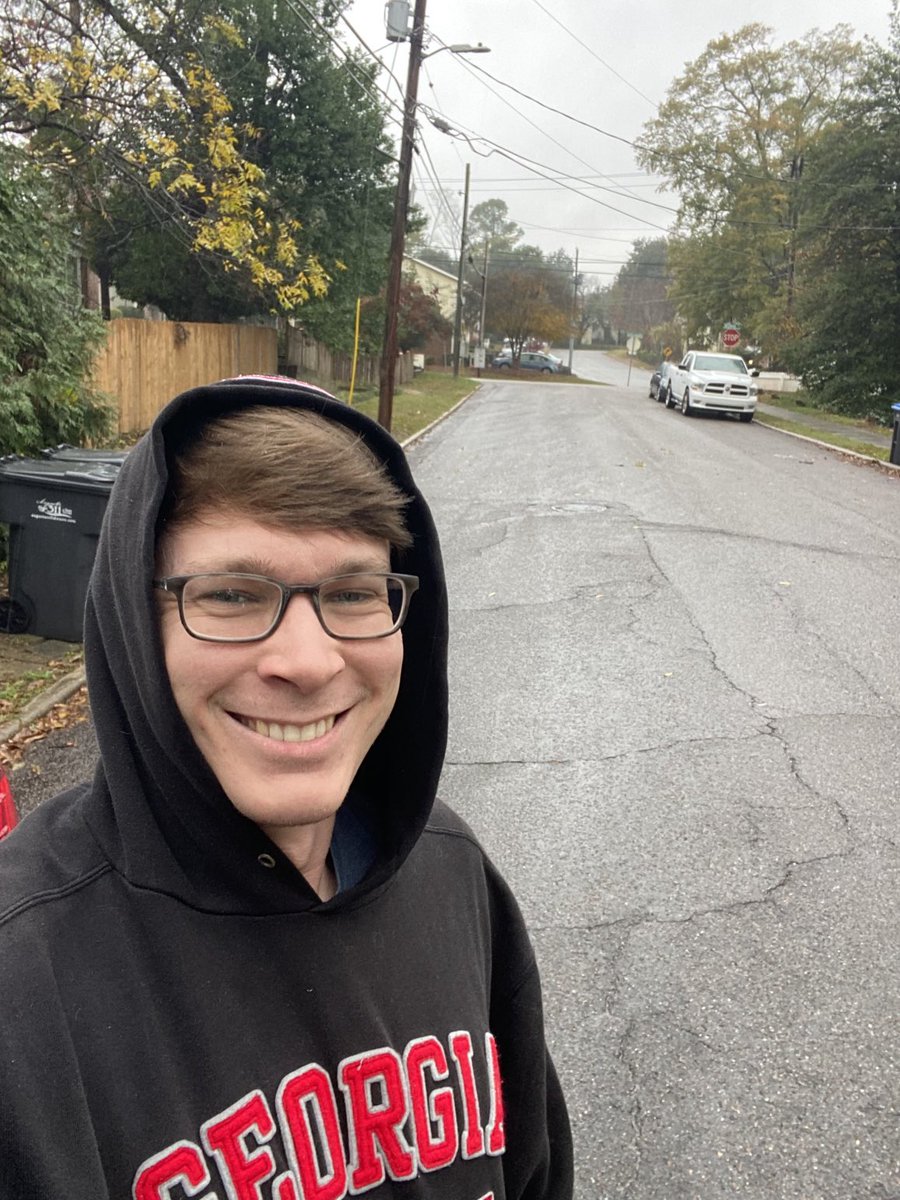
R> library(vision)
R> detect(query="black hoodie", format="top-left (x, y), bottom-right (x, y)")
top-left (0, 378), bottom-right (572, 1199)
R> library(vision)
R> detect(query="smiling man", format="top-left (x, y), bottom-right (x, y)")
top-left (0, 378), bottom-right (572, 1199)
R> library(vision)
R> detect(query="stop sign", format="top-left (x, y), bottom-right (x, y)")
top-left (722, 327), bottom-right (740, 349)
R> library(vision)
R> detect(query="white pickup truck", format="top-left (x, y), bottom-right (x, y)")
top-left (661, 351), bottom-right (760, 422)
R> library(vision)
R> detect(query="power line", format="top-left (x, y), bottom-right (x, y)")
top-left (528, 0), bottom-right (656, 109)
top-left (418, 106), bottom-right (673, 232)
top-left (433, 34), bottom-right (653, 210)
top-left (458, 54), bottom-right (647, 152)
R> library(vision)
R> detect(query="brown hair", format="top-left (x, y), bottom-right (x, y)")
top-left (159, 405), bottom-right (412, 550)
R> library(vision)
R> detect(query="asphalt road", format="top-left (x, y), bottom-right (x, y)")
top-left (10, 364), bottom-right (900, 1198)
top-left (570, 347), bottom-right (650, 388)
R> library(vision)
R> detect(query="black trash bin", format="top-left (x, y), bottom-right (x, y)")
top-left (891, 403), bottom-right (900, 467)
top-left (0, 455), bottom-right (125, 641)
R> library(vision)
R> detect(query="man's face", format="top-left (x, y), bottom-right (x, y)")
top-left (157, 511), bottom-right (404, 841)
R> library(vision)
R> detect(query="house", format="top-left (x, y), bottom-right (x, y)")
top-left (403, 256), bottom-right (457, 322)
top-left (403, 255), bottom-right (460, 366)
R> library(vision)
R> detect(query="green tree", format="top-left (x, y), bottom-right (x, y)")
top-left (467, 198), bottom-right (524, 261)
top-left (0, 0), bottom-right (392, 320)
top-left (486, 246), bottom-right (570, 356)
top-left (785, 17), bottom-right (900, 418)
top-left (0, 146), bottom-right (112, 455)
top-left (607, 238), bottom-right (674, 341)
top-left (637, 23), bottom-right (865, 356)
top-left (576, 285), bottom-right (613, 344)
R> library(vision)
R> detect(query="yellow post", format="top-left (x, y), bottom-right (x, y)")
top-left (348, 297), bottom-right (362, 405)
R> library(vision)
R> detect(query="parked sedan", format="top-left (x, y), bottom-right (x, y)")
top-left (494, 351), bottom-right (562, 374)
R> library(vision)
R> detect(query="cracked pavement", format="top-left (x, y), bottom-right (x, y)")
top-left (9, 358), bottom-right (900, 1198)
top-left (413, 363), bottom-right (900, 1199)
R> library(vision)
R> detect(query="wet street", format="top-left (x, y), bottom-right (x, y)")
top-left (12, 372), bottom-right (900, 1199)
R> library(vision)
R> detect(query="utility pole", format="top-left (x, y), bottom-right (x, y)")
top-left (567, 247), bottom-right (579, 374)
top-left (786, 154), bottom-right (803, 313)
top-left (478, 237), bottom-right (490, 353)
top-left (378, 0), bottom-right (427, 431)
top-left (452, 162), bottom-right (471, 377)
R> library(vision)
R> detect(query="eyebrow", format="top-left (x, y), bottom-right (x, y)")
top-left (175, 555), bottom-right (393, 578)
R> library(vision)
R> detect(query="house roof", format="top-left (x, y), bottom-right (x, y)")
top-left (404, 255), bottom-right (458, 283)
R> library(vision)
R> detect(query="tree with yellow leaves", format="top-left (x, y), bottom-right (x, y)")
top-left (0, 0), bottom-right (392, 321)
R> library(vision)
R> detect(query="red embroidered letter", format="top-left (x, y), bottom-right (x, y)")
top-left (449, 1031), bottom-right (485, 1159)
top-left (276, 1064), bottom-right (348, 1200)
top-left (339, 1048), bottom-right (415, 1190)
top-left (201, 1090), bottom-right (276, 1200)
top-left (404, 1036), bottom-right (459, 1172)
top-left (132, 1140), bottom-right (211, 1200)
top-left (485, 1033), bottom-right (506, 1155)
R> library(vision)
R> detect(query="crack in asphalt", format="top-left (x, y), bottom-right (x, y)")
top-left (764, 718), bottom-right (852, 838)
top-left (443, 731), bottom-right (772, 772)
top-left (637, 525), bottom-right (765, 712)
top-left (636, 518), bottom-right (900, 565)
top-left (530, 848), bottom-right (857, 940)
top-left (612, 1017), bottom-right (646, 1190)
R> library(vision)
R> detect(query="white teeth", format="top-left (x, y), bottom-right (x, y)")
top-left (244, 715), bottom-right (335, 742)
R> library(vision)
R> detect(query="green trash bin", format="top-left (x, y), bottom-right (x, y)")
top-left (0, 456), bottom-right (125, 641)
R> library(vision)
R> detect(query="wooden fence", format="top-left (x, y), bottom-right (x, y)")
top-left (91, 318), bottom-right (415, 434)
top-left (282, 325), bottom-right (413, 392)
top-left (91, 319), bottom-right (278, 433)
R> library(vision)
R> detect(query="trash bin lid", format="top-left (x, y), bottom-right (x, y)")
top-left (39, 443), bottom-right (130, 466)
top-left (892, 403), bottom-right (900, 414)
top-left (0, 455), bottom-right (122, 492)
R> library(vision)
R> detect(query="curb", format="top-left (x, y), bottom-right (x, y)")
top-left (753, 415), bottom-right (900, 472)
top-left (0, 667), bottom-right (87, 747)
top-left (399, 384), bottom-right (479, 450)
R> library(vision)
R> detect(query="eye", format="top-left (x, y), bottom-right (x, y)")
top-left (185, 576), bottom-right (273, 610)
top-left (201, 588), bottom-right (261, 607)
top-left (319, 575), bottom-right (390, 608)
top-left (328, 587), bottom-right (380, 606)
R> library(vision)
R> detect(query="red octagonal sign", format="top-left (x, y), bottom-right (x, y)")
top-left (722, 327), bottom-right (740, 349)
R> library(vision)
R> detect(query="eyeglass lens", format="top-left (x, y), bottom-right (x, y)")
top-left (178, 573), bottom-right (408, 640)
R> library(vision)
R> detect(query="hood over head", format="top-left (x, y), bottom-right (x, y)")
top-left (83, 377), bottom-right (448, 915)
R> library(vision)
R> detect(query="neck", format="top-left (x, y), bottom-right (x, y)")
top-left (261, 816), bottom-right (337, 901)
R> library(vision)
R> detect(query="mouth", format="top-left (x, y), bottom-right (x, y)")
top-left (233, 713), bottom-right (338, 743)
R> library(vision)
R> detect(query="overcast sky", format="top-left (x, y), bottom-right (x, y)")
top-left (336, 0), bottom-right (893, 285)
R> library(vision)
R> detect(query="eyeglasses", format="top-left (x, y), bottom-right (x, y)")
top-left (153, 572), bottom-right (419, 643)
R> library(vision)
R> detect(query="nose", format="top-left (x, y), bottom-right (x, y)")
top-left (255, 592), bottom-right (345, 689)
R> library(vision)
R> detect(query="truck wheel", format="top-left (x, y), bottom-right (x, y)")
top-left (739, 412), bottom-right (754, 423)
top-left (664, 385), bottom-right (675, 409)
top-left (680, 389), bottom-right (693, 416)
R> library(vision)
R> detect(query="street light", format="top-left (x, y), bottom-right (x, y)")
top-left (377, 12), bottom-right (490, 430)
top-left (422, 42), bottom-right (490, 59)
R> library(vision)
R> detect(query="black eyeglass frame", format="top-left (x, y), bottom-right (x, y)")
top-left (153, 571), bottom-right (420, 643)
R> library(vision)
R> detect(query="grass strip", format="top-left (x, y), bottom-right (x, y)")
top-left (754, 411), bottom-right (890, 461)
top-left (760, 392), bottom-right (891, 432)
top-left (336, 372), bottom-right (476, 442)
top-left (0, 649), bottom-right (84, 721)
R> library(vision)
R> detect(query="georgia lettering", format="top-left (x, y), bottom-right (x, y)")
top-left (133, 1029), bottom-right (505, 1200)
